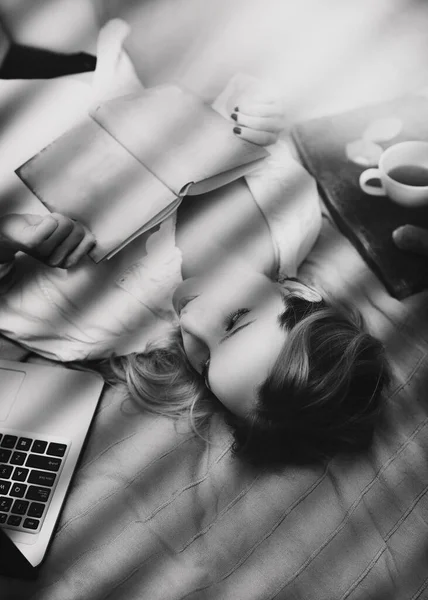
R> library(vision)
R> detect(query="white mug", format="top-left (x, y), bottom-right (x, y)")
top-left (359, 141), bottom-right (428, 208)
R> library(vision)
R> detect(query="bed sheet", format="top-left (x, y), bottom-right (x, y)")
top-left (2, 212), bottom-right (428, 600)
top-left (1, 17), bottom-right (428, 597)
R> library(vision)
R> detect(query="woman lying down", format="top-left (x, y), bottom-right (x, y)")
top-left (0, 21), bottom-right (390, 468)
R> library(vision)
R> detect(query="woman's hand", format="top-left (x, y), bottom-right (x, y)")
top-left (231, 94), bottom-right (285, 147)
top-left (392, 224), bottom-right (428, 257)
top-left (0, 212), bottom-right (96, 268)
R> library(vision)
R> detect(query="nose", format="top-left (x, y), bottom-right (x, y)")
top-left (179, 305), bottom-right (214, 343)
top-left (179, 308), bottom-right (212, 371)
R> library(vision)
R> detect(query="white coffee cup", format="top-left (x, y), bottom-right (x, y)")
top-left (359, 141), bottom-right (428, 207)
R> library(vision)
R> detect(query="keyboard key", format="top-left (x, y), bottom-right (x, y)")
top-left (10, 451), bottom-right (26, 466)
top-left (7, 515), bottom-right (22, 527)
top-left (16, 437), bottom-right (32, 451)
top-left (0, 435), bottom-right (17, 449)
top-left (0, 481), bottom-right (11, 495)
top-left (28, 502), bottom-right (45, 519)
top-left (0, 465), bottom-right (12, 479)
top-left (47, 443), bottom-right (67, 457)
top-left (0, 513), bottom-right (6, 524)
top-left (11, 500), bottom-right (29, 515)
top-left (10, 483), bottom-right (27, 498)
top-left (31, 440), bottom-right (47, 454)
top-left (0, 497), bottom-right (12, 512)
top-left (25, 486), bottom-right (50, 503)
top-left (23, 518), bottom-right (39, 530)
top-left (0, 449), bottom-right (12, 463)
top-left (28, 470), bottom-right (56, 487)
top-left (26, 454), bottom-right (61, 472)
top-left (12, 467), bottom-right (29, 482)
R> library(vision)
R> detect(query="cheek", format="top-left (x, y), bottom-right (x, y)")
top-left (208, 355), bottom-right (257, 417)
top-left (207, 320), bottom-right (286, 416)
top-left (181, 332), bottom-right (206, 374)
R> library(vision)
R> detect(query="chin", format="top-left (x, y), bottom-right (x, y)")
top-left (172, 278), bottom-right (200, 314)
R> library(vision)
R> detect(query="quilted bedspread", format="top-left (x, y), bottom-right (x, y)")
top-left (1, 211), bottom-right (428, 600)
top-left (2, 2), bottom-right (428, 590)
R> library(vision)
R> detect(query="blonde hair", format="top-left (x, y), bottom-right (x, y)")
top-left (99, 292), bottom-right (390, 467)
top-left (103, 328), bottom-right (216, 435)
top-left (228, 295), bottom-right (391, 466)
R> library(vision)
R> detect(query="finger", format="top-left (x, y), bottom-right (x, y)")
top-left (231, 111), bottom-right (284, 133)
top-left (46, 224), bottom-right (88, 267)
top-left (63, 234), bottom-right (97, 268)
top-left (235, 100), bottom-right (284, 118)
top-left (392, 225), bottom-right (428, 256)
top-left (35, 213), bottom-right (75, 257)
top-left (23, 215), bottom-right (59, 243)
top-left (0, 213), bottom-right (59, 250)
top-left (233, 126), bottom-right (278, 147)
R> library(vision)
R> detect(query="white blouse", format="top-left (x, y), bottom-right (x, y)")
top-left (0, 142), bottom-right (321, 362)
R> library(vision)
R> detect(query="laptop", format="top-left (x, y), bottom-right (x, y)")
top-left (0, 358), bottom-right (104, 579)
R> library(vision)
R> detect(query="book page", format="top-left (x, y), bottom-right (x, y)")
top-left (103, 197), bottom-right (182, 260)
top-left (17, 118), bottom-right (177, 262)
top-left (188, 156), bottom-right (266, 195)
top-left (92, 85), bottom-right (268, 196)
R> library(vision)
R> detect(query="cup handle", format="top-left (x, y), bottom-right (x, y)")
top-left (359, 168), bottom-right (386, 196)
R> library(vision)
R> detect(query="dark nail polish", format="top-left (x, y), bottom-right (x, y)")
top-left (231, 113), bottom-right (237, 121)
top-left (233, 127), bottom-right (241, 135)
top-left (234, 106), bottom-right (239, 112)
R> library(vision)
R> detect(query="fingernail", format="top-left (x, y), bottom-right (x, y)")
top-left (392, 226), bottom-right (413, 250)
top-left (231, 113), bottom-right (238, 121)
top-left (392, 228), bottom-right (405, 245)
top-left (393, 225), bottom-right (411, 240)
top-left (392, 227), bottom-right (403, 240)
top-left (234, 106), bottom-right (239, 112)
top-left (233, 127), bottom-right (241, 135)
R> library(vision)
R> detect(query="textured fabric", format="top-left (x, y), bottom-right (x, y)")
top-left (2, 216), bottom-right (428, 600)
top-left (2, 4), bottom-right (428, 597)
top-left (245, 140), bottom-right (321, 280)
top-left (0, 140), bottom-right (320, 361)
top-left (0, 24), bottom-right (322, 362)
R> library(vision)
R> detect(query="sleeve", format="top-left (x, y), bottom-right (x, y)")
top-left (244, 141), bottom-right (322, 280)
top-left (211, 74), bottom-right (322, 279)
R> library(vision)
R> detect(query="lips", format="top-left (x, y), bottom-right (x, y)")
top-left (177, 295), bottom-right (198, 315)
top-left (172, 277), bottom-right (201, 315)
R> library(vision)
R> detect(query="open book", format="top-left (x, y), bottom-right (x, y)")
top-left (16, 85), bottom-right (268, 262)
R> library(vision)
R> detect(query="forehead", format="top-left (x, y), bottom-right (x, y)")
top-left (208, 293), bottom-right (286, 417)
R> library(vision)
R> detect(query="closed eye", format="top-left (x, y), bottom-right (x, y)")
top-left (201, 310), bottom-right (255, 389)
top-left (225, 308), bottom-right (250, 332)
top-left (220, 319), bottom-right (256, 345)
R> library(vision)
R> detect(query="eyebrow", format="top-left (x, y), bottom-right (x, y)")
top-left (219, 319), bottom-right (256, 345)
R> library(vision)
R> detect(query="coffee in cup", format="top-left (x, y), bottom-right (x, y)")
top-left (359, 141), bottom-right (428, 207)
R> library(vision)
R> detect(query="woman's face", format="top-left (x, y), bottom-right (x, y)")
top-left (172, 265), bottom-right (294, 417)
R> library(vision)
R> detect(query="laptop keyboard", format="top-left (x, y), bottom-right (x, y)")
top-left (0, 432), bottom-right (69, 534)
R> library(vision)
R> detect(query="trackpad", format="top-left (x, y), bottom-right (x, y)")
top-left (0, 368), bottom-right (26, 421)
